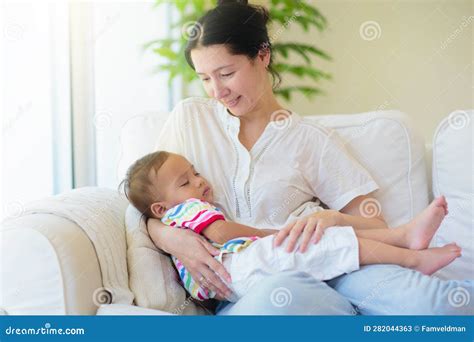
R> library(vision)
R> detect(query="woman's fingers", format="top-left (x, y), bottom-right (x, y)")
top-left (206, 254), bottom-right (232, 283)
top-left (312, 222), bottom-right (325, 244)
top-left (202, 238), bottom-right (221, 256)
top-left (200, 264), bottom-right (232, 299)
top-left (286, 219), bottom-right (306, 252)
top-left (274, 222), bottom-right (294, 247)
top-left (298, 218), bottom-right (317, 253)
top-left (188, 263), bottom-right (227, 299)
top-left (191, 268), bottom-right (222, 298)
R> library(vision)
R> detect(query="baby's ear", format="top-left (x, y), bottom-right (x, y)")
top-left (150, 202), bottom-right (167, 219)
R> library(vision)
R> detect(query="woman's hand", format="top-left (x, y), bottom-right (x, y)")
top-left (273, 210), bottom-right (342, 253)
top-left (147, 218), bottom-right (233, 300)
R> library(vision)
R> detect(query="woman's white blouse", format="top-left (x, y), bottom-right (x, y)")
top-left (155, 98), bottom-right (378, 229)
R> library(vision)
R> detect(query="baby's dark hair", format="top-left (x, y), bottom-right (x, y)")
top-left (119, 151), bottom-right (170, 219)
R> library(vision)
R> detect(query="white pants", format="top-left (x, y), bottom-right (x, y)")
top-left (222, 226), bottom-right (359, 302)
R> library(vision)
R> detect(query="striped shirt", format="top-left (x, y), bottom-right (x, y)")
top-left (162, 198), bottom-right (258, 300)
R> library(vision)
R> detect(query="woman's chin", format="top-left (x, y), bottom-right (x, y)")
top-left (226, 106), bottom-right (247, 118)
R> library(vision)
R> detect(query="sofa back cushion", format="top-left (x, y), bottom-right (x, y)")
top-left (431, 110), bottom-right (473, 280)
top-left (313, 110), bottom-right (429, 227)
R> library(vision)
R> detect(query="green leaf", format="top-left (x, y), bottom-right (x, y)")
top-left (153, 47), bottom-right (178, 59)
top-left (274, 63), bottom-right (332, 82)
top-left (273, 43), bottom-right (332, 63)
top-left (275, 86), bottom-right (323, 101)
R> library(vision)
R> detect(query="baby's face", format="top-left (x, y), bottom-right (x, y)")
top-left (153, 154), bottom-right (214, 209)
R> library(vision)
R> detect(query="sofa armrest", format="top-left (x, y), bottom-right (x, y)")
top-left (1, 214), bottom-right (102, 315)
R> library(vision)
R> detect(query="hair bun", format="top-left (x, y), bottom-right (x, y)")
top-left (217, 0), bottom-right (249, 6)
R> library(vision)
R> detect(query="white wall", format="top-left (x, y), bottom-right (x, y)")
top-left (93, 1), bottom-right (170, 189)
top-left (274, 0), bottom-right (473, 142)
top-left (1, 2), bottom-right (71, 220)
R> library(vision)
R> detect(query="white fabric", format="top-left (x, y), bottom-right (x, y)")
top-left (6, 187), bottom-right (135, 305)
top-left (1, 228), bottom-right (66, 314)
top-left (314, 112), bottom-right (429, 227)
top-left (2, 214), bottom-right (104, 315)
top-left (223, 227), bottom-right (359, 301)
top-left (155, 97), bottom-right (379, 229)
top-left (125, 205), bottom-right (207, 315)
top-left (431, 110), bottom-right (473, 280)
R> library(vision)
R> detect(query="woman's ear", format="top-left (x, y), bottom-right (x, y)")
top-left (150, 202), bottom-right (167, 219)
top-left (258, 45), bottom-right (271, 68)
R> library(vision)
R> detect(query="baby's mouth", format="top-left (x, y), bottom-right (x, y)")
top-left (202, 186), bottom-right (210, 197)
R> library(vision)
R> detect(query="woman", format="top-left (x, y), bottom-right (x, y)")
top-left (148, 0), bottom-right (472, 315)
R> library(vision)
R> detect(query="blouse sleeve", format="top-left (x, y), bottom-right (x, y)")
top-left (161, 199), bottom-right (226, 234)
top-left (154, 101), bottom-right (186, 155)
top-left (311, 130), bottom-right (379, 210)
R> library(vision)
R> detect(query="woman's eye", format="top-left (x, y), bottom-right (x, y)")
top-left (221, 72), bottom-right (234, 78)
top-left (201, 78), bottom-right (210, 82)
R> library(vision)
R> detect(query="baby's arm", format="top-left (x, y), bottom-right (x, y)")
top-left (202, 220), bottom-right (278, 244)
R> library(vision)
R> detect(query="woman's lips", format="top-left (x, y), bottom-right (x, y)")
top-left (226, 96), bottom-right (241, 108)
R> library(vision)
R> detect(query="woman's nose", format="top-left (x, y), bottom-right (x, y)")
top-left (212, 82), bottom-right (229, 100)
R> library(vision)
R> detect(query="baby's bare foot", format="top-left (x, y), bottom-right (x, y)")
top-left (412, 243), bottom-right (461, 275)
top-left (403, 196), bottom-right (448, 250)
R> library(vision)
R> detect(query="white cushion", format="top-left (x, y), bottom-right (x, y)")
top-left (314, 110), bottom-right (429, 227)
top-left (125, 205), bottom-right (208, 315)
top-left (1, 215), bottom-right (103, 315)
top-left (431, 110), bottom-right (473, 280)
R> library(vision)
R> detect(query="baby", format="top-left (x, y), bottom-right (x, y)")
top-left (121, 151), bottom-right (461, 302)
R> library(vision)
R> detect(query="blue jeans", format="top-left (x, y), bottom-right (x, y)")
top-left (215, 266), bottom-right (473, 315)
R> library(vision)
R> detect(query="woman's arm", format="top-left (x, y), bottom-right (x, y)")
top-left (339, 194), bottom-right (388, 230)
top-left (274, 194), bottom-right (388, 253)
top-left (202, 221), bottom-right (278, 244)
top-left (147, 218), bottom-right (233, 299)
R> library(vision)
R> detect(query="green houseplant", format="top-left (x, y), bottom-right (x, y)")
top-left (145, 0), bottom-right (332, 102)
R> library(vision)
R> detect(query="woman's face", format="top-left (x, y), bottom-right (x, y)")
top-left (191, 44), bottom-right (271, 117)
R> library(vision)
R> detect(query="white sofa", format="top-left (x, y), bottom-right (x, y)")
top-left (1, 107), bottom-right (472, 315)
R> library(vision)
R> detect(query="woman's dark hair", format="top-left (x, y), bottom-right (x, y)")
top-left (184, 0), bottom-right (281, 89)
